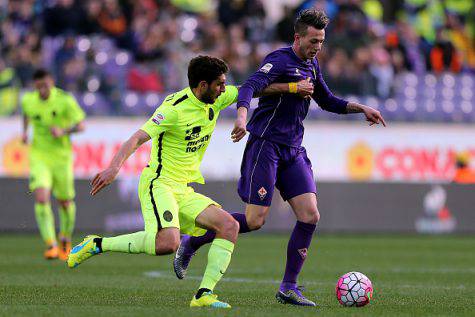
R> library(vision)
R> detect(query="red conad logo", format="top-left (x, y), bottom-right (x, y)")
top-left (375, 147), bottom-right (475, 180)
top-left (347, 143), bottom-right (475, 181)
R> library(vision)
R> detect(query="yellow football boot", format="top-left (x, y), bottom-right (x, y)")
top-left (67, 235), bottom-right (101, 268)
top-left (190, 291), bottom-right (231, 308)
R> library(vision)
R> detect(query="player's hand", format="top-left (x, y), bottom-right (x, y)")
top-left (90, 167), bottom-right (120, 196)
top-left (231, 117), bottom-right (247, 143)
top-left (21, 132), bottom-right (28, 144)
top-left (50, 126), bottom-right (65, 138)
top-left (363, 106), bottom-right (387, 127)
top-left (296, 78), bottom-right (314, 99)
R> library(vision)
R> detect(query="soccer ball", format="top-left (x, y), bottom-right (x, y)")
top-left (335, 271), bottom-right (373, 307)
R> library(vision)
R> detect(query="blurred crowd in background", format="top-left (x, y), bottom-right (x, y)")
top-left (0, 0), bottom-right (474, 120)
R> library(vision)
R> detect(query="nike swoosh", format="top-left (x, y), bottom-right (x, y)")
top-left (220, 270), bottom-right (226, 275)
top-left (187, 123), bottom-right (192, 126)
top-left (128, 242), bottom-right (132, 253)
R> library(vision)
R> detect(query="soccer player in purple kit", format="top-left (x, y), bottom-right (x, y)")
top-left (174, 9), bottom-right (386, 306)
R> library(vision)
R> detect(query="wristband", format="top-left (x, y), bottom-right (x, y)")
top-left (289, 82), bottom-right (298, 93)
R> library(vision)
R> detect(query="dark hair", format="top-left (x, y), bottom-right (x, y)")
top-left (294, 9), bottom-right (329, 35)
top-left (188, 55), bottom-right (229, 88)
top-left (33, 68), bottom-right (51, 80)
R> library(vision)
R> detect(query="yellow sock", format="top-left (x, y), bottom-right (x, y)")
top-left (198, 238), bottom-right (234, 291)
top-left (34, 203), bottom-right (56, 245)
top-left (102, 231), bottom-right (156, 255)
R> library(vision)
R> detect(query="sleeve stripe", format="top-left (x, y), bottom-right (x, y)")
top-left (172, 94), bottom-right (189, 106)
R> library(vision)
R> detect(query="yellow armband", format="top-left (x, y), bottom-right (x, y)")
top-left (288, 82), bottom-right (298, 94)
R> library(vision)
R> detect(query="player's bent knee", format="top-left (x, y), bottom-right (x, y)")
top-left (216, 216), bottom-right (239, 241)
top-left (58, 200), bottom-right (71, 209)
top-left (35, 192), bottom-right (49, 204)
top-left (168, 240), bottom-right (180, 253)
top-left (306, 208), bottom-right (320, 224)
top-left (224, 219), bottom-right (239, 235)
top-left (155, 241), bottom-right (179, 255)
top-left (35, 197), bottom-right (49, 204)
top-left (155, 230), bottom-right (180, 255)
top-left (311, 210), bottom-right (320, 224)
top-left (34, 188), bottom-right (49, 199)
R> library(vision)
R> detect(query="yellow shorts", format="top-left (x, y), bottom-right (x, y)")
top-left (138, 168), bottom-right (220, 236)
top-left (29, 151), bottom-right (75, 200)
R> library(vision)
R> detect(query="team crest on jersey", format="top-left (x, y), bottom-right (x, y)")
top-left (152, 113), bottom-right (165, 125)
top-left (209, 108), bottom-right (214, 121)
top-left (257, 187), bottom-right (267, 200)
top-left (295, 68), bottom-right (300, 75)
top-left (259, 63), bottom-right (273, 74)
top-left (298, 248), bottom-right (308, 259)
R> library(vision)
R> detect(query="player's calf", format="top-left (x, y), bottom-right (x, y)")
top-left (245, 204), bottom-right (270, 230)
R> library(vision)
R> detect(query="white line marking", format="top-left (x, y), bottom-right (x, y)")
top-left (143, 271), bottom-right (471, 290)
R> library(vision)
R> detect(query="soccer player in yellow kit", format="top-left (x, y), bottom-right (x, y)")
top-left (67, 56), bottom-right (304, 308)
top-left (22, 69), bottom-right (86, 260)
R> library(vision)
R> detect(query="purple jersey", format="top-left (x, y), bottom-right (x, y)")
top-left (237, 47), bottom-right (348, 147)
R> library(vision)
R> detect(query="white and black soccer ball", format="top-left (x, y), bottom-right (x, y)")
top-left (335, 271), bottom-right (373, 307)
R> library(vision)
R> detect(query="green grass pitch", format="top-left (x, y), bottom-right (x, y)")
top-left (1, 234), bottom-right (474, 316)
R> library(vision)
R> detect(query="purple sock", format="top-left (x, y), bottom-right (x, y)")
top-left (188, 212), bottom-right (250, 250)
top-left (280, 221), bottom-right (316, 291)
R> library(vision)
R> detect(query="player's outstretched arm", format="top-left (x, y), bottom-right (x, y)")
top-left (90, 129), bottom-right (151, 195)
top-left (346, 102), bottom-right (387, 127)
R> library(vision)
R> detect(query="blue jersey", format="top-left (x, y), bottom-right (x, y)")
top-left (237, 47), bottom-right (348, 147)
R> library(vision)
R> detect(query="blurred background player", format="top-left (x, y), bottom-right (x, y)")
top-left (175, 9), bottom-right (385, 306)
top-left (67, 55), bottom-right (292, 308)
top-left (21, 69), bottom-right (85, 260)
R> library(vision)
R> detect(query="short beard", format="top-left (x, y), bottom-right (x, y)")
top-left (200, 88), bottom-right (215, 104)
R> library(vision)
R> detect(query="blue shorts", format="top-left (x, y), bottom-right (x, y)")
top-left (237, 134), bottom-right (317, 206)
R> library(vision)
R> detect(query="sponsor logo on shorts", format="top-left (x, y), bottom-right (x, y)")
top-left (152, 113), bottom-right (165, 125)
top-left (298, 248), bottom-right (307, 259)
top-left (257, 187), bottom-right (267, 200)
top-left (259, 63), bottom-right (273, 74)
top-left (163, 210), bottom-right (173, 222)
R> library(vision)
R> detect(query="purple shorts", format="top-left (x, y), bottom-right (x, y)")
top-left (237, 134), bottom-right (317, 206)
